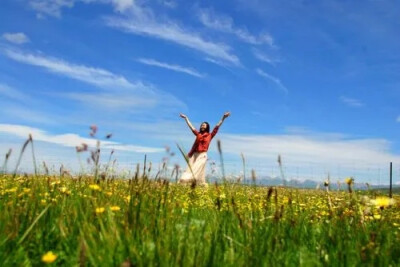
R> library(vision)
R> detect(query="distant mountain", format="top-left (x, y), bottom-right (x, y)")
top-left (206, 175), bottom-right (398, 191)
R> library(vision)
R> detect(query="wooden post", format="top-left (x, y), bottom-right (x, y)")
top-left (390, 162), bottom-right (393, 198)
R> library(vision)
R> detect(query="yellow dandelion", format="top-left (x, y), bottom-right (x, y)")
top-left (345, 177), bottom-right (354, 185)
top-left (373, 214), bottom-right (382, 220)
top-left (372, 196), bottom-right (395, 210)
top-left (110, 206), bottom-right (121, 211)
top-left (95, 207), bottom-right (105, 214)
top-left (41, 251), bottom-right (57, 264)
top-left (89, 184), bottom-right (101, 191)
top-left (6, 187), bottom-right (17, 193)
top-left (23, 188), bottom-right (31, 193)
top-left (59, 187), bottom-right (67, 193)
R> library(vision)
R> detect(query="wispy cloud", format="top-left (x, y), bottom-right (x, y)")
top-left (137, 58), bottom-right (205, 78)
top-left (4, 49), bottom-right (186, 112)
top-left (255, 68), bottom-right (288, 94)
top-left (198, 8), bottom-right (275, 47)
top-left (340, 96), bottom-right (364, 107)
top-left (29, 0), bottom-right (134, 17)
top-left (2, 32), bottom-right (30, 44)
top-left (159, 0), bottom-right (177, 9)
top-left (220, 132), bottom-right (400, 182)
top-left (64, 92), bottom-right (158, 110)
top-left (110, 0), bottom-right (134, 13)
top-left (4, 49), bottom-right (141, 90)
top-left (104, 4), bottom-right (239, 65)
top-left (252, 48), bottom-right (280, 66)
top-left (29, 0), bottom-right (74, 17)
top-left (0, 123), bottom-right (164, 153)
top-left (0, 103), bottom-right (56, 125)
top-left (0, 83), bottom-right (30, 102)
top-left (222, 133), bottom-right (397, 165)
top-left (26, 1), bottom-right (240, 65)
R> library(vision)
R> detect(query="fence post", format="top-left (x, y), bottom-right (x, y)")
top-left (390, 162), bottom-right (393, 198)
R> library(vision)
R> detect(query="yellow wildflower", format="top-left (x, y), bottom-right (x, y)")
top-left (41, 251), bottom-right (57, 264)
top-left (373, 214), bottom-right (381, 220)
top-left (345, 177), bottom-right (354, 185)
top-left (95, 207), bottom-right (105, 214)
top-left (59, 187), bottom-right (67, 193)
top-left (110, 206), bottom-right (121, 211)
top-left (372, 197), bottom-right (395, 210)
top-left (6, 187), bottom-right (17, 193)
top-left (89, 184), bottom-right (101, 191)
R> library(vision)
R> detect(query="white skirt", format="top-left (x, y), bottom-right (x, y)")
top-left (179, 152), bottom-right (207, 185)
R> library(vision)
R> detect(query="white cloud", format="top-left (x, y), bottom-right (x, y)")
top-left (198, 8), bottom-right (275, 47)
top-left (255, 68), bottom-right (288, 94)
top-left (110, 0), bottom-right (134, 13)
top-left (159, 0), bottom-right (177, 9)
top-left (28, 0), bottom-right (134, 17)
top-left (137, 58), bottom-right (205, 78)
top-left (0, 83), bottom-right (30, 101)
top-left (252, 48), bottom-right (280, 66)
top-left (4, 49), bottom-right (186, 112)
top-left (218, 132), bottom-right (400, 182)
top-left (29, 0), bottom-right (74, 17)
top-left (340, 96), bottom-right (364, 107)
top-left (64, 92), bottom-right (159, 110)
top-left (2, 32), bottom-right (30, 44)
top-left (26, 1), bottom-right (239, 65)
top-left (4, 49), bottom-right (138, 90)
top-left (105, 4), bottom-right (240, 65)
top-left (0, 123), bottom-right (164, 153)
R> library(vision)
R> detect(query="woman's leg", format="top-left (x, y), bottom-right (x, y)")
top-left (191, 152), bottom-right (208, 185)
top-left (178, 155), bottom-right (196, 183)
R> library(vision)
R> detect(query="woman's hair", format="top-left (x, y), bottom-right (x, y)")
top-left (200, 122), bottom-right (210, 133)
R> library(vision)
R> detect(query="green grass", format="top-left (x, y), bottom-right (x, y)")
top-left (1, 174), bottom-right (400, 266)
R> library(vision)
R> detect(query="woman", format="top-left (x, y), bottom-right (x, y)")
top-left (178, 112), bottom-right (230, 185)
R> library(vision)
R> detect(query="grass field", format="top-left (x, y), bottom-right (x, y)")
top-left (1, 173), bottom-right (400, 266)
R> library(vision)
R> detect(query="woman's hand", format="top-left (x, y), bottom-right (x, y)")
top-left (180, 113), bottom-right (187, 119)
top-left (223, 112), bottom-right (231, 119)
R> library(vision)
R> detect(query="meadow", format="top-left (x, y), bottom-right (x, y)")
top-left (1, 172), bottom-right (400, 266)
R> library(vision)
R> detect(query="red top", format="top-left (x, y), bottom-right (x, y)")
top-left (188, 126), bottom-right (219, 157)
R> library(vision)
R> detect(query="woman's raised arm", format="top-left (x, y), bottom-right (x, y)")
top-left (180, 113), bottom-right (196, 133)
top-left (216, 112), bottom-right (231, 127)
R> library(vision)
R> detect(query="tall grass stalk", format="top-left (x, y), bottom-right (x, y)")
top-left (240, 153), bottom-right (246, 184)
top-left (1, 148), bottom-right (12, 174)
top-left (176, 143), bottom-right (195, 181)
top-left (29, 134), bottom-right (38, 176)
top-left (277, 154), bottom-right (286, 186)
top-left (217, 140), bottom-right (226, 182)
top-left (12, 136), bottom-right (31, 179)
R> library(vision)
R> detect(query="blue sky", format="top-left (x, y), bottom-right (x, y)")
top-left (1, 0), bottom-right (400, 184)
